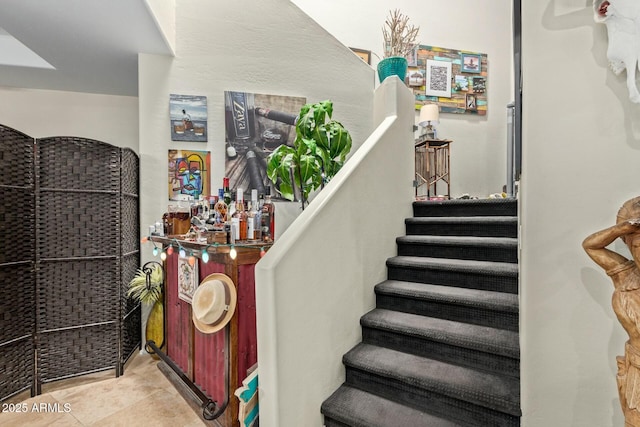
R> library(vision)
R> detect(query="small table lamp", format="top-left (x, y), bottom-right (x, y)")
top-left (419, 104), bottom-right (440, 139)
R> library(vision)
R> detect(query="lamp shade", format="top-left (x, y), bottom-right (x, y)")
top-left (418, 104), bottom-right (440, 127)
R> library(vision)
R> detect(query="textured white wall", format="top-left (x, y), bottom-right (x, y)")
top-left (0, 86), bottom-right (138, 149)
top-left (138, 0), bottom-right (375, 262)
top-left (144, 0), bottom-right (176, 54)
top-left (521, 1), bottom-right (640, 426)
top-left (292, 0), bottom-right (514, 198)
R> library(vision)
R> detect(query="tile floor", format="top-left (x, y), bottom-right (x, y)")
top-left (0, 351), bottom-right (207, 427)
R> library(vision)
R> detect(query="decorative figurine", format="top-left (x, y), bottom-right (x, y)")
top-left (594, 0), bottom-right (640, 103)
top-left (583, 196), bottom-right (640, 426)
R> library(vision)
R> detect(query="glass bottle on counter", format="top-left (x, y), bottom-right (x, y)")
top-left (206, 194), bottom-right (218, 228)
top-left (223, 176), bottom-right (234, 218)
top-left (213, 188), bottom-right (228, 230)
top-left (247, 189), bottom-right (261, 241)
top-left (223, 177), bottom-right (232, 206)
top-left (261, 187), bottom-right (275, 242)
top-left (256, 193), bottom-right (264, 240)
top-left (231, 188), bottom-right (248, 241)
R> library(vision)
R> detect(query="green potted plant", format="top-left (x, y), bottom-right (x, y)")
top-left (378, 9), bottom-right (420, 83)
top-left (266, 100), bottom-right (352, 210)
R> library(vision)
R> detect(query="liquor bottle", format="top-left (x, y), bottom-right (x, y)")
top-left (247, 189), bottom-right (261, 241)
top-left (231, 188), bottom-right (248, 241)
top-left (213, 188), bottom-right (228, 230)
top-left (223, 177), bottom-right (232, 206)
top-left (255, 193), bottom-right (264, 240)
top-left (206, 195), bottom-right (218, 228)
top-left (261, 187), bottom-right (275, 242)
top-left (190, 195), bottom-right (200, 218)
top-left (223, 176), bottom-right (235, 218)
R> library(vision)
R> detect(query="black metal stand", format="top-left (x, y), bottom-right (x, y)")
top-left (146, 325), bottom-right (230, 421)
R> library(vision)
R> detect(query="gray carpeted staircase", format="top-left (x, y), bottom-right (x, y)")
top-left (321, 198), bottom-right (520, 427)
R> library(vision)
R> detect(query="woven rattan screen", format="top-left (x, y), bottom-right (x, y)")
top-left (0, 126), bottom-right (140, 401)
top-left (120, 148), bottom-right (141, 373)
top-left (0, 126), bottom-right (36, 402)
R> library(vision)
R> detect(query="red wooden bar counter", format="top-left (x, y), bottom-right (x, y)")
top-left (151, 237), bottom-right (266, 426)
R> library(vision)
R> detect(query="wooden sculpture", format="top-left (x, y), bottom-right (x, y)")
top-left (583, 196), bottom-right (640, 426)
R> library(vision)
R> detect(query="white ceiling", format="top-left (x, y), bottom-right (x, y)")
top-left (0, 0), bottom-right (173, 97)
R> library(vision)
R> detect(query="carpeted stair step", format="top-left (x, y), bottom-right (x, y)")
top-left (343, 343), bottom-right (521, 427)
top-left (413, 198), bottom-right (517, 218)
top-left (405, 216), bottom-right (517, 238)
top-left (361, 308), bottom-right (519, 378)
top-left (397, 235), bottom-right (518, 263)
top-left (375, 280), bottom-right (519, 331)
top-left (386, 256), bottom-right (518, 294)
top-left (321, 384), bottom-right (463, 427)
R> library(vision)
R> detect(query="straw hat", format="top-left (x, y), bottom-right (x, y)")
top-left (191, 273), bottom-right (237, 334)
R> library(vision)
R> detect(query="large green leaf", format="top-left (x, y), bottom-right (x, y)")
top-left (267, 146), bottom-right (298, 201)
top-left (296, 104), bottom-right (316, 139)
top-left (297, 154), bottom-right (319, 185)
top-left (266, 99), bottom-right (352, 207)
top-left (325, 121), bottom-right (352, 159)
top-left (267, 145), bottom-right (294, 181)
top-left (277, 181), bottom-right (295, 201)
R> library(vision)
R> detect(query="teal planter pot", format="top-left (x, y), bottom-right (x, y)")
top-left (377, 56), bottom-right (408, 83)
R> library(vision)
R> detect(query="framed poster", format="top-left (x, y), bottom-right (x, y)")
top-left (425, 59), bottom-right (452, 98)
top-left (178, 256), bottom-right (198, 303)
top-left (224, 91), bottom-right (306, 200)
top-left (407, 67), bottom-right (425, 87)
top-left (170, 94), bottom-right (208, 142)
top-left (168, 149), bottom-right (211, 200)
top-left (350, 47), bottom-right (372, 65)
top-left (461, 53), bottom-right (482, 73)
top-left (466, 93), bottom-right (478, 111)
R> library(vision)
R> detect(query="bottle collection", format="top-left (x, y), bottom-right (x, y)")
top-left (154, 176), bottom-right (275, 245)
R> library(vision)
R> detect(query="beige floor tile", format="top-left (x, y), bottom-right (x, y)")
top-left (2, 352), bottom-right (218, 427)
top-left (90, 388), bottom-right (206, 427)
top-left (0, 394), bottom-right (78, 427)
top-left (51, 372), bottom-right (169, 425)
top-left (40, 370), bottom-right (115, 396)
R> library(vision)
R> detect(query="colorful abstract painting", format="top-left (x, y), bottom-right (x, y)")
top-left (168, 149), bottom-right (211, 200)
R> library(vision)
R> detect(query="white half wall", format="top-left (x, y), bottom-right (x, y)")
top-left (0, 86), bottom-right (138, 149)
top-left (255, 77), bottom-right (415, 427)
top-left (521, 2), bottom-right (640, 426)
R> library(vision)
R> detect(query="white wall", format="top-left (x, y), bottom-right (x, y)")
top-left (255, 78), bottom-right (415, 427)
top-left (521, 2), bottom-right (640, 426)
top-left (292, 0), bottom-right (514, 198)
top-left (138, 0), bottom-right (375, 263)
top-left (144, 0), bottom-right (176, 55)
top-left (0, 86), bottom-right (138, 149)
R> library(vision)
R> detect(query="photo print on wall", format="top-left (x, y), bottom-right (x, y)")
top-left (170, 94), bottom-right (208, 142)
top-left (168, 149), bottom-right (211, 200)
top-left (223, 91), bottom-right (306, 200)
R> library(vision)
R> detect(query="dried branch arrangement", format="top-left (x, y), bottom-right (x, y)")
top-left (382, 9), bottom-right (420, 58)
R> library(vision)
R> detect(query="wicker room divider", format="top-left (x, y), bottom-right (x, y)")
top-left (0, 125), bottom-right (141, 401)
